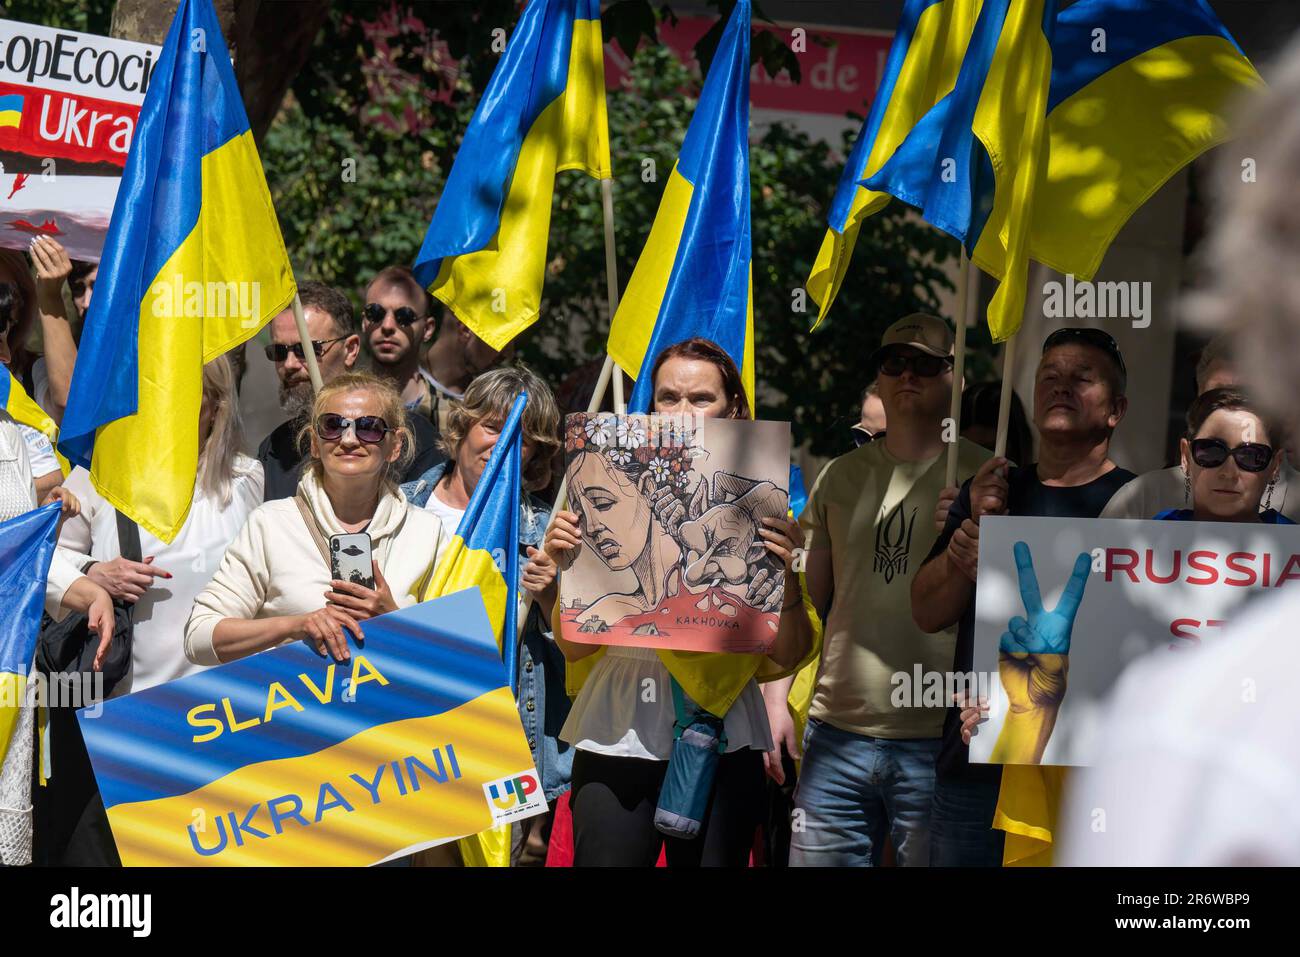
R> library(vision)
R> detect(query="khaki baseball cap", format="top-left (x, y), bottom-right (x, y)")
top-left (871, 313), bottom-right (954, 364)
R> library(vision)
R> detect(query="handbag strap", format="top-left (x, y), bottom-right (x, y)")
top-left (294, 490), bottom-right (332, 571)
top-left (668, 675), bottom-right (727, 751)
top-left (116, 510), bottom-right (142, 563)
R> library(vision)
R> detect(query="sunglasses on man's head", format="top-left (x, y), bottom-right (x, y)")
top-left (363, 303), bottom-right (421, 327)
top-left (878, 350), bottom-right (952, 378)
top-left (1190, 437), bottom-right (1274, 473)
top-left (315, 413), bottom-right (393, 445)
top-left (1042, 327), bottom-right (1128, 381)
top-left (264, 337), bottom-right (346, 362)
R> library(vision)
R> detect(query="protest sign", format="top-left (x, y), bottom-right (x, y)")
top-left (0, 18), bottom-right (159, 260)
top-left (970, 515), bottom-right (1300, 767)
top-left (79, 590), bottom-right (544, 866)
top-left (559, 413), bottom-right (792, 654)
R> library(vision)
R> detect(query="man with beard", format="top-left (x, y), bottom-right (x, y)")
top-left (256, 281), bottom-right (444, 501)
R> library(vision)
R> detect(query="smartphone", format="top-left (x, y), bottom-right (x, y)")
top-left (329, 532), bottom-right (374, 588)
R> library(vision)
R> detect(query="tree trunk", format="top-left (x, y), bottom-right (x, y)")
top-left (109, 0), bottom-right (326, 143)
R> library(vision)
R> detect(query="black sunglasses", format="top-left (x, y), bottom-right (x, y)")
top-left (264, 337), bottom-right (346, 362)
top-left (315, 413), bottom-right (393, 445)
top-left (1042, 327), bottom-right (1128, 384)
top-left (878, 350), bottom-right (953, 378)
top-left (1190, 437), bottom-right (1274, 473)
top-left (363, 302), bottom-right (421, 326)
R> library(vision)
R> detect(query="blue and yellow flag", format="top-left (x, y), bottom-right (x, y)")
top-left (1029, 0), bottom-right (1262, 281)
top-left (807, 0), bottom-right (981, 325)
top-left (413, 0), bottom-right (611, 351)
top-left (419, 392), bottom-right (526, 868)
top-left (607, 0), bottom-right (755, 414)
top-left (78, 591), bottom-right (545, 866)
top-left (0, 366), bottom-right (68, 476)
top-left (0, 503), bottom-right (60, 774)
top-left (58, 0), bottom-right (296, 543)
top-left (864, 0), bottom-right (1057, 342)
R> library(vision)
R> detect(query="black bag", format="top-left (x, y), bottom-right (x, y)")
top-left (30, 511), bottom-right (142, 867)
top-left (34, 510), bottom-right (138, 697)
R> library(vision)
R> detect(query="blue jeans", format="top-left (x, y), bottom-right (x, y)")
top-left (788, 719), bottom-right (940, 867)
top-left (928, 771), bottom-right (1005, 867)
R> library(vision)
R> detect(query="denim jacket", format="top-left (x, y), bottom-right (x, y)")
top-left (400, 462), bottom-right (573, 801)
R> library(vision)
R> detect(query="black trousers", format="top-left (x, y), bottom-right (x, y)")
top-left (570, 748), bottom-right (764, 867)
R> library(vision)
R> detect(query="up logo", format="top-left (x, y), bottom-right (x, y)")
top-left (482, 770), bottom-right (546, 823)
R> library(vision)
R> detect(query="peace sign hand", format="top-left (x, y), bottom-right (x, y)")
top-left (997, 543), bottom-right (1090, 712)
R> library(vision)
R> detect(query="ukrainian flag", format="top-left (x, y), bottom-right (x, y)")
top-left (806, 0), bottom-right (981, 326)
top-left (78, 592), bottom-right (543, 866)
top-left (419, 393), bottom-right (526, 868)
top-left (1, 366), bottom-right (69, 476)
top-left (413, 0), bottom-right (611, 352)
top-left (0, 93), bottom-right (23, 129)
top-left (0, 504), bottom-right (61, 784)
top-left (58, 0), bottom-right (296, 543)
top-left (1029, 0), bottom-right (1262, 281)
top-left (864, 0), bottom-right (1057, 342)
top-left (607, 0), bottom-right (755, 414)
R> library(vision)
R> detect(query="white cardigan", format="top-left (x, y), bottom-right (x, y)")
top-left (184, 469), bottom-right (450, 665)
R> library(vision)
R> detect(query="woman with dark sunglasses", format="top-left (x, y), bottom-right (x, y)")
top-left (185, 373), bottom-right (451, 665)
top-left (1156, 388), bottom-right (1293, 525)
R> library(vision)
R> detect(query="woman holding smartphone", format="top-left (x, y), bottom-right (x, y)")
top-left (185, 373), bottom-right (449, 665)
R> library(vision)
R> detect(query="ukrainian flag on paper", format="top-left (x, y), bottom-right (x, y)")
top-left (78, 591), bottom-right (545, 867)
top-left (0, 504), bottom-right (61, 778)
top-left (1028, 0), bottom-right (1263, 281)
top-left (58, 0), bottom-right (296, 543)
top-left (0, 93), bottom-right (23, 129)
top-left (412, 0), bottom-right (611, 352)
top-left (1, 367), bottom-right (69, 475)
top-left (806, 0), bottom-right (981, 326)
top-left (864, 0), bottom-right (1057, 342)
top-left (606, 0), bottom-right (754, 414)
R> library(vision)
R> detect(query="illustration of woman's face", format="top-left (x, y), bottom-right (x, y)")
top-left (570, 450), bottom-right (652, 571)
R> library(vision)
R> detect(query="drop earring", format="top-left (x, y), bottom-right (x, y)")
top-left (1264, 480), bottom-right (1276, 512)
top-left (1184, 469), bottom-right (1191, 505)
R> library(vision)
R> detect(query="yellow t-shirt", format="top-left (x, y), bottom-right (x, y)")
top-left (801, 437), bottom-right (990, 738)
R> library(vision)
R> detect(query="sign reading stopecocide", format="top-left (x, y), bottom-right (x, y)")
top-left (0, 18), bottom-right (160, 261)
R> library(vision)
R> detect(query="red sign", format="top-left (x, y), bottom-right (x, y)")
top-left (0, 81), bottom-right (140, 167)
top-left (604, 17), bottom-right (893, 118)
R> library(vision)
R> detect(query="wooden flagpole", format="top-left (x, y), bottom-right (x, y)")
top-left (945, 250), bottom-right (972, 487)
top-left (290, 292), bottom-right (324, 393)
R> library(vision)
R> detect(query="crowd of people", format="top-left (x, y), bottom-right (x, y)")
top-left (2, 216), bottom-right (1291, 871)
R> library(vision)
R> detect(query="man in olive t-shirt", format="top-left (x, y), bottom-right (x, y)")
top-left (791, 315), bottom-right (991, 867)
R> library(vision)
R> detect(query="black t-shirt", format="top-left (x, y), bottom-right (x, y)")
top-left (924, 463), bottom-right (1136, 782)
top-left (257, 411), bottom-right (447, 502)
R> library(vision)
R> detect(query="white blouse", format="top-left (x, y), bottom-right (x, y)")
top-left (56, 457), bottom-right (264, 695)
top-left (561, 645), bottom-right (774, 761)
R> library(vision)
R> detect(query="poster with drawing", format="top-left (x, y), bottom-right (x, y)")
top-left (559, 413), bottom-right (792, 654)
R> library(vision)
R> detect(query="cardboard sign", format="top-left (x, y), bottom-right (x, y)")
top-left (79, 590), bottom-right (544, 866)
top-left (0, 18), bottom-right (160, 260)
top-left (970, 515), bottom-right (1300, 766)
top-left (559, 413), bottom-right (792, 654)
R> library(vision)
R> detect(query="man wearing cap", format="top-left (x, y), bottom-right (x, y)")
top-left (911, 326), bottom-right (1134, 866)
top-left (787, 314), bottom-right (991, 867)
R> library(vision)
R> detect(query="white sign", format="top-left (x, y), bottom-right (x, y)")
top-left (0, 18), bottom-right (160, 261)
top-left (970, 515), bottom-right (1300, 766)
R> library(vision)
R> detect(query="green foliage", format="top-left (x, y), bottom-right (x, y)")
top-left (262, 1), bottom-right (968, 456)
top-left (0, 0), bottom-right (114, 33)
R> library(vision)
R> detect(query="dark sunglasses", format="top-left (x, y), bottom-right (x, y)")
top-left (264, 336), bottom-right (346, 362)
top-left (1190, 437), bottom-right (1274, 473)
top-left (363, 302), bottom-right (421, 326)
top-left (1042, 327), bottom-right (1128, 384)
top-left (878, 350), bottom-right (953, 378)
top-left (315, 413), bottom-right (393, 444)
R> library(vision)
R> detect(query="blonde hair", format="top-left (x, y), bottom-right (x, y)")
top-left (197, 355), bottom-right (244, 507)
top-left (297, 372), bottom-right (414, 489)
top-left (441, 365), bottom-right (561, 492)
